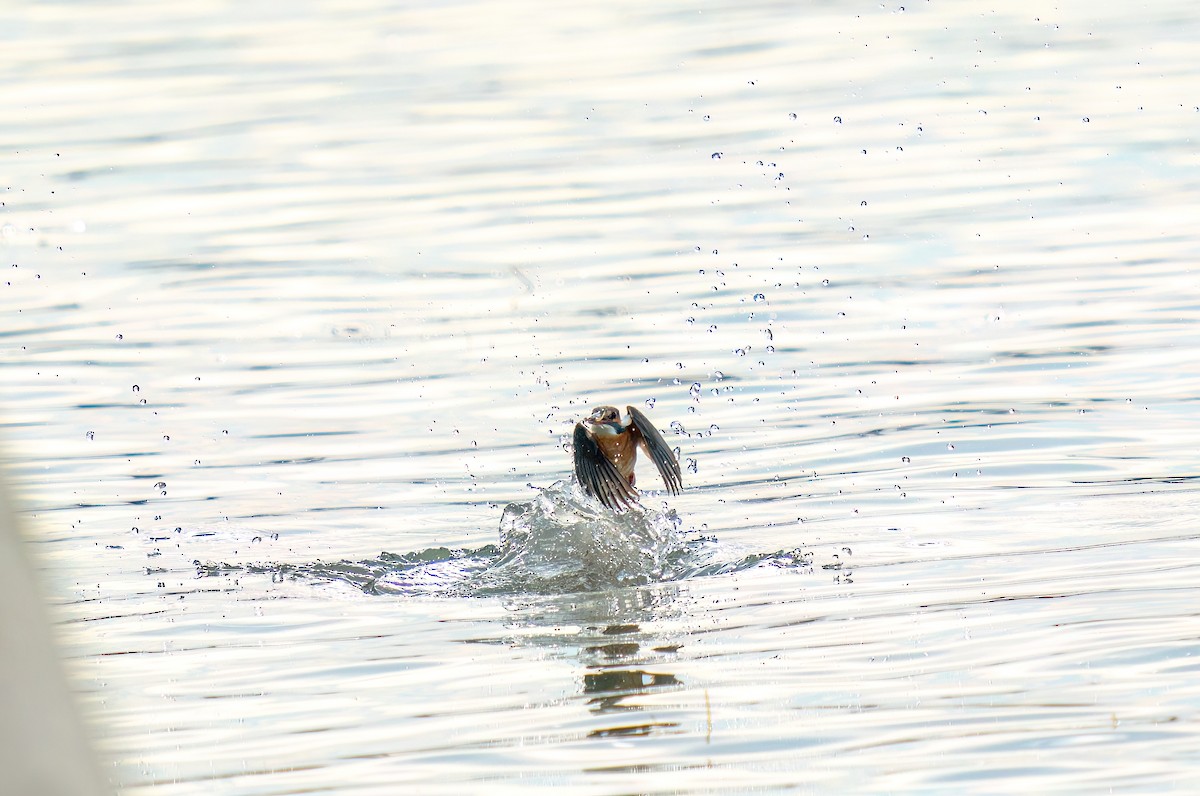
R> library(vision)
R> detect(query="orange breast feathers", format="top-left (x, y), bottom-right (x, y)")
top-left (594, 431), bottom-right (639, 483)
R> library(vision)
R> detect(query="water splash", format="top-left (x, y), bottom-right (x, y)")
top-left (196, 480), bottom-right (811, 597)
top-left (475, 480), bottom-right (685, 594)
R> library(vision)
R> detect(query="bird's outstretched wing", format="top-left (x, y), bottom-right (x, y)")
top-left (573, 423), bottom-right (638, 510)
top-left (626, 405), bottom-right (683, 496)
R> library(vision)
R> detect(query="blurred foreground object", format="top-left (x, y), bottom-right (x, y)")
top-left (0, 467), bottom-right (109, 796)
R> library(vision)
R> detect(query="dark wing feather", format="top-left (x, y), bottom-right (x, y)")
top-left (573, 423), bottom-right (637, 510)
top-left (626, 406), bottom-right (683, 495)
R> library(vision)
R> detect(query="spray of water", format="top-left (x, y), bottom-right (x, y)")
top-left (196, 479), bottom-right (811, 597)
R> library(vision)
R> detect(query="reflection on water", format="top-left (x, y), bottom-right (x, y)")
top-left (4, 0), bottom-right (1200, 792)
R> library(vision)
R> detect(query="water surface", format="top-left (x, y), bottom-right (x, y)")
top-left (4, 0), bottom-right (1200, 792)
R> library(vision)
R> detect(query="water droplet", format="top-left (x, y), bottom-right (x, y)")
top-left (162, 435), bottom-right (170, 441)
top-left (669, 421), bottom-right (687, 435)
top-left (753, 293), bottom-right (766, 302)
top-left (766, 345), bottom-right (775, 353)
top-left (901, 456), bottom-right (911, 463)
top-left (703, 114), bottom-right (711, 121)
top-left (833, 116), bottom-right (843, 124)
top-left (947, 443), bottom-right (955, 451)
top-left (711, 152), bottom-right (722, 159)
top-left (789, 112), bottom-right (797, 120)
top-left (85, 430), bottom-right (95, 440)
top-left (734, 348), bottom-right (747, 357)
top-left (689, 382), bottom-right (702, 398)
top-left (1082, 116), bottom-right (1090, 123)
top-left (860, 200), bottom-right (868, 207)
top-left (131, 384), bottom-right (140, 392)
top-left (644, 398), bottom-right (656, 409)
top-left (115, 333), bottom-right (123, 340)
top-left (686, 457), bottom-right (699, 473)
top-left (713, 370), bottom-right (725, 381)
top-left (821, 278), bottom-right (830, 286)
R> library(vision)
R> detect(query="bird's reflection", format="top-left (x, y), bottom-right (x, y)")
top-left (499, 589), bottom-right (687, 738)
top-left (584, 667), bottom-right (683, 714)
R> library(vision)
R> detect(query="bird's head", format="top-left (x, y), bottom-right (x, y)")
top-left (584, 405), bottom-right (624, 436)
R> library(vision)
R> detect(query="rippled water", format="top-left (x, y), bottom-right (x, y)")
top-left (4, 0), bottom-right (1200, 792)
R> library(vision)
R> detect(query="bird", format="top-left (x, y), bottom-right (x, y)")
top-left (572, 405), bottom-right (683, 510)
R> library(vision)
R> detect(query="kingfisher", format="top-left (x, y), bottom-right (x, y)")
top-left (572, 405), bottom-right (683, 510)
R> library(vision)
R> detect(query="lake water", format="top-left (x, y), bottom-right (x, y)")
top-left (4, 0), bottom-right (1200, 792)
